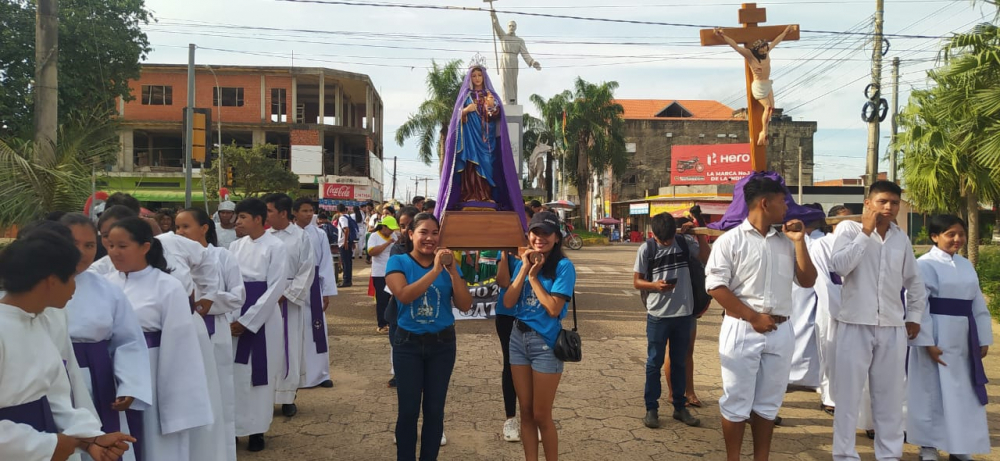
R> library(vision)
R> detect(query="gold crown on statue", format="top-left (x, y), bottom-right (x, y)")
top-left (468, 53), bottom-right (488, 70)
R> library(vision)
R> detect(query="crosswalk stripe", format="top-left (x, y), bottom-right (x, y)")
top-left (577, 267), bottom-right (595, 274)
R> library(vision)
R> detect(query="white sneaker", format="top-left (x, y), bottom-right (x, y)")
top-left (440, 432), bottom-right (447, 446)
top-left (919, 447), bottom-right (939, 461)
top-left (502, 418), bottom-right (521, 442)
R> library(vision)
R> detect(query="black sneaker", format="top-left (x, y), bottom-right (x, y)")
top-left (281, 403), bottom-right (297, 417)
top-left (672, 408), bottom-right (701, 427)
top-left (387, 377), bottom-right (397, 388)
top-left (643, 409), bottom-right (660, 428)
top-left (248, 434), bottom-right (265, 452)
top-left (318, 380), bottom-right (334, 388)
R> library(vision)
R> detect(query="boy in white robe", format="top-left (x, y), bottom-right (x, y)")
top-left (203, 243), bottom-right (245, 461)
top-left (293, 198), bottom-right (339, 389)
top-left (0, 229), bottom-right (135, 461)
top-left (264, 193), bottom-right (316, 415)
top-left (229, 198), bottom-right (291, 452)
top-left (788, 224), bottom-right (825, 389)
top-left (908, 215), bottom-right (991, 460)
top-left (705, 177), bottom-right (817, 461)
top-left (808, 205), bottom-right (852, 414)
top-left (829, 180), bottom-right (927, 461)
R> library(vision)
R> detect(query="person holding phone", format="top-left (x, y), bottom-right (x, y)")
top-left (501, 211), bottom-right (577, 461)
top-left (633, 213), bottom-right (703, 430)
top-left (384, 213), bottom-right (472, 461)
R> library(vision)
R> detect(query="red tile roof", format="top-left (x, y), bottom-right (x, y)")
top-left (615, 99), bottom-right (736, 120)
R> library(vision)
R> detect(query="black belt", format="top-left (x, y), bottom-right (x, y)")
top-left (397, 326), bottom-right (456, 344)
top-left (726, 312), bottom-right (788, 325)
top-left (514, 319), bottom-right (533, 333)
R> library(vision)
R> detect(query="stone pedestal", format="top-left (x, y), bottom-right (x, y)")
top-left (506, 104), bottom-right (523, 177)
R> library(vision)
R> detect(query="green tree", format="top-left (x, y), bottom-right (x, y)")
top-left (0, 0), bottom-right (152, 137)
top-left (896, 21), bottom-right (1000, 266)
top-left (203, 144), bottom-right (299, 199)
top-left (561, 78), bottom-right (629, 228)
top-left (394, 60), bottom-right (464, 165)
top-left (0, 110), bottom-right (120, 227)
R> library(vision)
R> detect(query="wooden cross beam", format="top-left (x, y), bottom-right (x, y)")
top-left (700, 3), bottom-right (800, 172)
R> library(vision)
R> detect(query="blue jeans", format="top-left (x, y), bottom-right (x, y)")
top-left (392, 327), bottom-right (456, 461)
top-left (644, 314), bottom-right (694, 411)
top-left (339, 244), bottom-right (353, 284)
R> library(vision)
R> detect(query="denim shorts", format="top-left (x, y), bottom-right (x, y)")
top-left (508, 322), bottom-right (564, 374)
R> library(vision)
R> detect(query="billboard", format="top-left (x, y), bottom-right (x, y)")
top-left (320, 183), bottom-right (372, 200)
top-left (670, 144), bottom-right (753, 185)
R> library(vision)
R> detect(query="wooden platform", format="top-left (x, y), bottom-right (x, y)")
top-left (438, 210), bottom-right (527, 250)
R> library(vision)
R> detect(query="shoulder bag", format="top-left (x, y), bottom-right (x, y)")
top-left (553, 293), bottom-right (582, 362)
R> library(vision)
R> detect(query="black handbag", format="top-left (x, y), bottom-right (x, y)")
top-left (553, 293), bottom-right (582, 362)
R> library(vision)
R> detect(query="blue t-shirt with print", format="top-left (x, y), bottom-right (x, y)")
top-left (494, 252), bottom-right (518, 317)
top-left (386, 254), bottom-right (457, 334)
top-left (510, 257), bottom-right (577, 348)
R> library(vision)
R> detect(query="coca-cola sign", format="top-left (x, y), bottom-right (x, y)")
top-left (321, 184), bottom-right (354, 199)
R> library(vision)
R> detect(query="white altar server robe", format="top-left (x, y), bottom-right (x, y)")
top-left (788, 230), bottom-right (824, 387)
top-left (268, 224), bottom-right (315, 403)
top-left (907, 246), bottom-right (992, 455)
top-left (229, 233), bottom-right (290, 436)
top-left (108, 267), bottom-right (213, 461)
top-left (301, 223), bottom-right (338, 387)
top-left (808, 233), bottom-right (840, 408)
top-left (0, 303), bottom-right (104, 461)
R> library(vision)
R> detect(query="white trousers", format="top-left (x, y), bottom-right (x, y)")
top-left (275, 302), bottom-right (305, 405)
top-left (815, 309), bottom-right (838, 407)
top-left (832, 323), bottom-right (906, 461)
top-left (718, 315), bottom-right (793, 422)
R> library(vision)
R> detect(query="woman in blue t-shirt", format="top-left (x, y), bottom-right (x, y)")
top-left (385, 213), bottom-right (472, 461)
top-left (501, 211), bottom-right (577, 461)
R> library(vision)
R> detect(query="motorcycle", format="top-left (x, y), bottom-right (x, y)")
top-left (676, 157), bottom-right (705, 173)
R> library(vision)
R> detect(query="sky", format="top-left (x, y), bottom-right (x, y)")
top-left (140, 0), bottom-right (996, 200)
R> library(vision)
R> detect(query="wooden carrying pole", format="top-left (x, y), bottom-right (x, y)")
top-left (689, 214), bottom-right (862, 236)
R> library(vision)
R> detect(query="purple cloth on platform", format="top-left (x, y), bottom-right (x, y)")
top-left (234, 281), bottom-right (269, 387)
top-left (0, 396), bottom-right (58, 433)
top-left (434, 65), bottom-right (528, 233)
top-left (73, 340), bottom-right (118, 432)
top-left (928, 297), bottom-right (989, 405)
top-left (309, 266), bottom-right (328, 354)
top-left (707, 171), bottom-right (826, 231)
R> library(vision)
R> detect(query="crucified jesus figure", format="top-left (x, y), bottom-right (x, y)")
top-left (715, 24), bottom-right (796, 146)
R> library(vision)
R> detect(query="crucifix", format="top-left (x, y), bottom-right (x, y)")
top-left (700, 3), bottom-right (799, 172)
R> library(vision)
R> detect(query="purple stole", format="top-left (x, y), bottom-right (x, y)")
top-left (829, 271), bottom-right (842, 285)
top-left (204, 315), bottom-right (216, 337)
top-left (280, 299), bottom-right (290, 378)
top-left (234, 281), bottom-right (269, 386)
top-left (73, 339), bottom-right (145, 459)
top-left (0, 396), bottom-right (58, 433)
top-left (309, 266), bottom-right (328, 353)
top-left (928, 297), bottom-right (989, 405)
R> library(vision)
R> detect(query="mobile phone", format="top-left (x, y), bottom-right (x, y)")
top-left (784, 222), bottom-right (803, 233)
top-left (665, 278), bottom-right (678, 285)
top-left (439, 252), bottom-right (454, 266)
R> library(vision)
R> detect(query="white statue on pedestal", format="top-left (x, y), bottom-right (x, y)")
top-left (491, 11), bottom-right (541, 105)
top-left (527, 141), bottom-right (550, 191)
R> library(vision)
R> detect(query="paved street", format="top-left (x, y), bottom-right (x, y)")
top-left (241, 244), bottom-right (1000, 460)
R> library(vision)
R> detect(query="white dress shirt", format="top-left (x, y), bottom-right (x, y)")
top-left (705, 219), bottom-right (799, 317)
top-left (829, 220), bottom-right (926, 326)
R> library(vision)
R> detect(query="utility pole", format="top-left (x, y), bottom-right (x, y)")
top-left (34, 0), bottom-right (58, 166)
top-left (185, 44), bottom-right (195, 208)
top-left (797, 146), bottom-right (804, 204)
top-left (414, 177), bottom-right (419, 199)
top-left (889, 57), bottom-right (900, 183)
top-left (865, 0), bottom-right (885, 187)
top-left (391, 156), bottom-right (397, 200)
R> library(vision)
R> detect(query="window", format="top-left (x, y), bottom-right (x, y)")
top-left (271, 88), bottom-right (287, 122)
top-left (141, 85), bottom-right (172, 105)
top-left (213, 87), bottom-right (244, 107)
top-left (622, 174), bottom-right (637, 185)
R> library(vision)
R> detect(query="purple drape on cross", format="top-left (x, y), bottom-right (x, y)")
top-left (433, 65), bottom-right (528, 234)
top-left (707, 171), bottom-right (826, 231)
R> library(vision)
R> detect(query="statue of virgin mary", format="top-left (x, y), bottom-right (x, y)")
top-left (434, 58), bottom-right (527, 233)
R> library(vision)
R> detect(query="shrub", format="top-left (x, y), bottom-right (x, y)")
top-left (979, 246), bottom-right (1000, 321)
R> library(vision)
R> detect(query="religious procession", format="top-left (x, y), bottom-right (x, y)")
top-left (2, 1), bottom-right (999, 461)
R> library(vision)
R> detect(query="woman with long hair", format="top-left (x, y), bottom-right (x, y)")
top-left (104, 217), bottom-right (213, 461)
top-left (175, 207), bottom-right (246, 461)
top-left (501, 211), bottom-right (577, 461)
top-left (384, 213), bottom-right (472, 461)
top-left (907, 215), bottom-right (992, 460)
top-left (58, 213), bottom-right (151, 461)
top-left (368, 216), bottom-right (400, 333)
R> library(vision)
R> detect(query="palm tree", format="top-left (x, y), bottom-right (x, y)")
top-left (0, 110), bottom-right (120, 228)
top-left (562, 78), bottom-right (629, 228)
top-left (394, 60), bottom-right (464, 166)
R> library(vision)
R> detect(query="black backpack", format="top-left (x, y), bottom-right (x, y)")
top-left (640, 237), bottom-right (712, 317)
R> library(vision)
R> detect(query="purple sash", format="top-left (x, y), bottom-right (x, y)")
top-left (928, 297), bottom-right (989, 405)
top-left (73, 340), bottom-right (117, 432)
top-left (309, 266), bottom-right (328, 353)
top-left (829, 271), bottom-right (842, 285)
top-left (234, 281), bottom-right (269, 387)
top-left (280, 299), bottom-right (290, 379)
top-left (0, 396), bottom-right (58, 433)
top-left (204, 315), bottom-right (216, 337)
top-left (143, 331), bottom-right (161, 348)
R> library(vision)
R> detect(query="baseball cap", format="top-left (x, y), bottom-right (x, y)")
top-left (379, 216), bottom-right (400, 231)
top-left (218, 200), bottom-right (236, 211)
top-left (528, 211), bottom-right (560, 234)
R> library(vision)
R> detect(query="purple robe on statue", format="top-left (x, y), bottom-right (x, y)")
top-left (434, 65), bottom-right (528, 233)
top-left (708, 171), bottom-right (826, 231)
